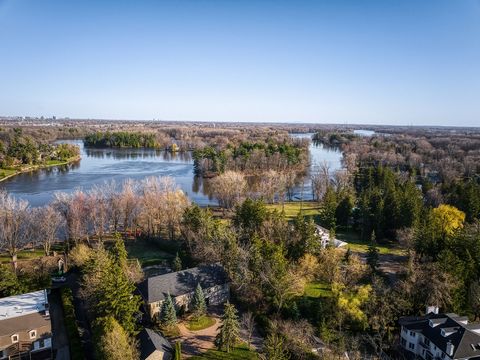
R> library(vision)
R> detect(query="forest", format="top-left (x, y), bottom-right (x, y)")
top-left (1, 120), bottom-right (480, 359)
top-left (0, 127), bottom-right (80, 179)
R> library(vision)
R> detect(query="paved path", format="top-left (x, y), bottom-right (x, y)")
top-left (172, 317), bottom-right (221, 357)
top-left (49, 288), bottom-right (70, 360)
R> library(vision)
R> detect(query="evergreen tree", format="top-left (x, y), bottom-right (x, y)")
top-left (159, 294), bottom-right (177, 327)
top-left (191, 283), bottom-right (207, 318)
top-left (94, 261), bottom-right (141, 334)
top-left (0, 265), bottom-right (24, 297)
top-left (172, 252), bottom-right (182, 272)
top-left (264, 333), bottom-right (289, 360)
top-left (111, 233), bottom-right (128, 267)
top-left (215, 301), bottom-right (240, 353)
top-left (367, 231), bottom-right (379, 272)
top-left (93, 316), bottom-right (138, 360)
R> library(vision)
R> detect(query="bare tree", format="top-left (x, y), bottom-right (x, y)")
top-left (0, 191), bottom-right (31, 268)
top-left (120, 179), bottom-right (139, 234)
top-left (211, 171), bottom-right (247, 209)
top-left (31, 205), bottom-right (63, 256)
top-left (311, 161), bottom-right (330, 201)
top-left (241, 311), bottom-right (256, 348)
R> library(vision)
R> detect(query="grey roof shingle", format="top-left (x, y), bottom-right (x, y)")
top-left (138, 264), bottom-right (228, 303)
top-left (400, 313), bottom-right (480, 359)
top-left (139, 328), bottom-right (172, 360)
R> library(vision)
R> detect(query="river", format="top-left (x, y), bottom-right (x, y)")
top-left (0, 135), bottom-right (343, 207)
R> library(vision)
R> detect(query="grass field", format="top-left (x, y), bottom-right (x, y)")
top-left (266, 201), bottom-right (321, 221)
top-left (336, 229), bottom-right (405, 256)
top-left (125, 238), bottom-right (175, 267)
top-left (185, 315), bottom-right (217, 331)
top-left (304, 281), bottom-right (333, 298)
top-left (189, 344), bottom-right (258, 360)
top-left (0, 168), bottom-right (17, 180)
top-left (266, 202), bottom-right (405, 256)
top-left (0, 249), bottom-right (46, 264)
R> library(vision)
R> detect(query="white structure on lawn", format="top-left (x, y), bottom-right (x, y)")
top-left (399, 307), bottom-right (480, 360)
top-left (315, 225), bottom-right (348, 249)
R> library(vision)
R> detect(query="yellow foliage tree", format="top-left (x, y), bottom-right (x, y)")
top-left (432, 204), bottom-right (465, 238)
top-left (332, 283), bottom-right (371, 330)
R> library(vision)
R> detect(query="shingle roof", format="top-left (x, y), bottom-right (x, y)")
top-left (399, 313), bottom-right (480, 359)
top-left (139, 328), bottom-right (172, 360)
top-left (138, 264), bottom-right (228, 303)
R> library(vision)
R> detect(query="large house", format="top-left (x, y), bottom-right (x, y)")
top-left (0, 290), bottom-right (52, 360)
top-left (399, 308), bottom-right (480, 360)
top-left (139, 264), bottom-right (230, 320)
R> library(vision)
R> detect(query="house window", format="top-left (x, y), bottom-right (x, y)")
top-left (11, 334), bottom-right (19, 343)
top-left (424, 338), bottom-right (430, 346)
top-left (401, 337), bottom-right (407, 347)
top-left (29, 330), bottom-right (37, 339)
top-left (409, 331), bottom-right (416, 337)
top-left (441, 353), bottom-right (446, 359)
top-left (408, 342), bottom-right (415, 350)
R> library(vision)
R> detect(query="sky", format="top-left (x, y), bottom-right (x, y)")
top-left (0, 0), bottom-right (479, 126)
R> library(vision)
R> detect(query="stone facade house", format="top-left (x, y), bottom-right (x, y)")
top-left (138, 264), bottom-right (230, 320)
top-left (0, 290), bottom-right (52, 360)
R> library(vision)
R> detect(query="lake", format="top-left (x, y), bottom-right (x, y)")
top-left (0, 135), bottom-right (343, 207)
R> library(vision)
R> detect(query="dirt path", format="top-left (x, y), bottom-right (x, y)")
top-left (356, 252), bottom-right (408, 283)
top-left (172, 317), bottom-right (221, 357)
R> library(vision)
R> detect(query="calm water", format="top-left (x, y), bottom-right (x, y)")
top-left (0, 136), bottom-right (343, 207)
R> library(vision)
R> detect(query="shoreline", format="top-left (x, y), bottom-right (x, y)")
top-left (0, 155), bottom-right (81, 183)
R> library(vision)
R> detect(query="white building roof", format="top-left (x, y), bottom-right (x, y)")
top-left (0, 290), bottom-right (48, 321)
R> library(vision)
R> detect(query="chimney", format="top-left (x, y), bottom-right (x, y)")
top-left (426, 305), bottom-right (439, 314)
top-left (446, 341), bottom-right (454, 356)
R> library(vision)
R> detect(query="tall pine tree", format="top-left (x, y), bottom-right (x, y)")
top-left (191, 283), bottom-right (207, 318)
top-left (215, 301), bottom-right (239, 353)
top-left (159, 294), bottom-right (177, 327)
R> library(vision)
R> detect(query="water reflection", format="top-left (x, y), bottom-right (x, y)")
top-left (0, 136), bottom-right (343, 207)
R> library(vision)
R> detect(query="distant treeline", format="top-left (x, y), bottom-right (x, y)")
top-left (84, 131), bottom-right (161, 149)
top-left (192, 140), bottom-right (308, 177)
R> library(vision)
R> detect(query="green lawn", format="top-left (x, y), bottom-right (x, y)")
top-left (125, 238), bottom-right (175, 267)
top-left (189, 344), bottom-right (258, 360)
top-left (0, 168), bottom-right (17, 180)
top-left (0, 249), bottom-right (46, 264)
top-left (304, 281), bottom-right (333, 298)
top-left (185, 315), bottom-right (216, 331)
top-left (266, 201), bottom-right (321, 221)
top-left (336, 229), bottom-right (405, 256)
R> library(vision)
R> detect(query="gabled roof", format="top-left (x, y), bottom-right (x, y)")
top-left (139, 328), bottom-right (172, 360)
top-left (138, 264), bottom-right (228, 303)
top-left (400, 313), bottom-right (480, 359)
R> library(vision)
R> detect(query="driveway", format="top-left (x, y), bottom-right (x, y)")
top-left (49, 288), bottom-right (70, 360)
top-left (172, 316), bottom-right (221, 357)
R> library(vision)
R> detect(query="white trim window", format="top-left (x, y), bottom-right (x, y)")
top-left (29, 330), bottom-right (37, 339)
top-left (11, 333), bottom-right (19, 343)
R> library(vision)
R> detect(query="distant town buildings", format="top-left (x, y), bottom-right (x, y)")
top-left (0, 290), bottom-right (52, 360)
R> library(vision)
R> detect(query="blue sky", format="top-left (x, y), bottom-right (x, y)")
top-left (0, 0), bottom-right (479, 126)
